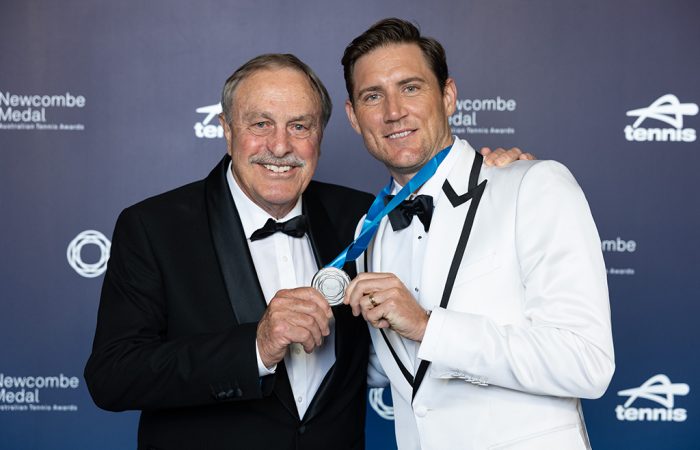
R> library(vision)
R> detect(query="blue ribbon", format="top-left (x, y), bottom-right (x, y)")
top-left (327, 144), bottom-right (452, 269)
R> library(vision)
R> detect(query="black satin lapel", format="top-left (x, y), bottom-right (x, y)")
top-left (301, 349), bottom-right (336, 423)
top-left (205, 155), bottom-right (266, 324)
top-left (271, 360), bottom-right (300, 420)
top-left (443, 151), bottom-right (484, 208)
top-left (302, 303), bottom-right (358, 422)
top-left (469, 151), bottom-right (483, 190)
top-left (381, 329), bottom-right (414, 386)
top-left (303, 191), bottom-right (338, 270)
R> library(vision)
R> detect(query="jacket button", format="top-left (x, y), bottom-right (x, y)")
top-left (298, 425), bottom-right (306, 434)
top-left (414, 405), bottom-right (428, 417)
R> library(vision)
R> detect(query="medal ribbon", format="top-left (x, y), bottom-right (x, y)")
top-left (327, 144), bottom-right (452, 269)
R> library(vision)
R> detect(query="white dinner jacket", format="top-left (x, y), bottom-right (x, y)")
top-left (359, 138), bottom-right (615, 450)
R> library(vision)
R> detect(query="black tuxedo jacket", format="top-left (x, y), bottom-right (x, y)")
top-left (84, 155), bottom-right (374, 450)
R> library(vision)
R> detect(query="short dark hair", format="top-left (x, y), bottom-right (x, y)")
top-left (341, 18), bottom-right (449, 102)
top-left (220, 53), bottom-right (332, 128)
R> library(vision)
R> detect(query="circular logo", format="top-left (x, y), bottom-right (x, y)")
top-left (67, 230), bottom-right (111, 278)
top-left (368, 388), bottom-right (394, 420)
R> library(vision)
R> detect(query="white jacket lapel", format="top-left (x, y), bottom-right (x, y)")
top-left (420, 141), bottom-right (478, 310)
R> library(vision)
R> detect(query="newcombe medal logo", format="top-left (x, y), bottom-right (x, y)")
top-left (624, 94), bottom-right (698, 142)
top-left (449, 96), bottom-right (516, 136)
top-left (0, 91), bottom-right (87, 131)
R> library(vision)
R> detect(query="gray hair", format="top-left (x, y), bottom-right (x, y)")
top-left (220, 53), bottom-right (332, 128)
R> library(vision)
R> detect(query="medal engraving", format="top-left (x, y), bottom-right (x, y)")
top-left (312, 267), bottom-right (350, 306)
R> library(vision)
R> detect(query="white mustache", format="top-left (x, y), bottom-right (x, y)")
top-left (249, 153), bottom-right (305, 167)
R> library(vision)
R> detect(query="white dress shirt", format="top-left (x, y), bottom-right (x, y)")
top-left (380, 142), bottom-right (460, 370)
top-left (226, 165), bottom-right (335, 418)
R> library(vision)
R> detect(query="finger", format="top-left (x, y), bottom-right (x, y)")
top-left (297, 301), bottom-right (331, 337)
top-left (520, 152), bottom-right (536, 160)
top-left (490, 147), bottom-right (514, 166)
top-left (300, 286), bottom-right (333, 314)
top-left (345, 272), bottom-right (388, 314)
top-left (286, 287), bottom-right (332, 319)
top-left (498, 147), bottom-right (523, 166)
top-left (368, 315), bottom-right (391, 329)
top-left (375, 319), bottom-right (390, 329)
top-left (343, 276), bottom-right (363, 315)
top-left (258, 308), bottom-right (322, 363)
top-left (343, 275), bottom-right (356, 304)
top-left (345, 286), bottom-right (375, 317)
top-left (482, 147), bottom-right (503, 166)
top-left (359, 292), bottom-right (380, 322)
top-left (286, 326), bottom-right (319, 353)
top-left (485, 147), bottom-right (510, 166)
top-left (344, 273), bottom-right (366, 308)
top-left (365, 300), bottom-right (386, 322)
top-left (280, 289), bottom-right (332, 328)
top-left (368, 291), bottom-right (380, 309)
top-left (351, 273), bottom-right (402, 297)
top-left (288, 314), bottom-right (324, 347)
top-left (270, 296), bottom-right (330, 337)
top-left (480, 147), bottom-right (492, 156)
top-left (269, 311), bottom-right (324, 352)
top-left (346, 272), bottom-right (402, 317)
top-left (365, 303), bottom-right (391, 329)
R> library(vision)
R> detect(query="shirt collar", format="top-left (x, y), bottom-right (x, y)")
top-left (226, 162), bottom-right (303, 240)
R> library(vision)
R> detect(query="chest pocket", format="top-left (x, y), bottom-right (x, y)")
top-left (453, 252), bottom-right (500, 286)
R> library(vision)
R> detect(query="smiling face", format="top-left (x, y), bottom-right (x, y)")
top-left (220, 67), bottom-right (322, 218)
top-left (345, 43), bottom-right (456, 185)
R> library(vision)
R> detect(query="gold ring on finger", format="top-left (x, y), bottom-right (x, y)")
top-left (369, 293), bottom-right (378, 308)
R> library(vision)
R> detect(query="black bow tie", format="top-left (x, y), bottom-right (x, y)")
top-left (385, 195), bottom-right (434, 232)
top-left (250, 215), bottom-right (308, 241)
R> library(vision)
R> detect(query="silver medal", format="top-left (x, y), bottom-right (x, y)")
top-left (311, 267), bottom-right (351, 306)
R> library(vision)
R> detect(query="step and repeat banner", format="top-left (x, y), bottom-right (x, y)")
top-left (1, 0), bottom-right (698, 448)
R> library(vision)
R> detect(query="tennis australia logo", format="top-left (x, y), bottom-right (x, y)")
top-left (0, 91), bottom-right (86, 131)
top-left (368, 388), bottom-right (394, 420)
top-left (194, 103), bottom-right (224, 139)
top-left (67, 230), bottom-right (111, 278)
top-left (616, 374), bottom-right (689, 422)
top-left (624, 94), bottom-right (697, 142)
top-left (449, 96), bottom-right (517, 137)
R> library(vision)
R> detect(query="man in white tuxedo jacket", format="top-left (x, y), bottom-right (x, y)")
top-left (342, 19), bottom-right (615, 450)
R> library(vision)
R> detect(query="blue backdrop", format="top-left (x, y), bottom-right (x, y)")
top-left (1, 0), bottom-right (698, 448)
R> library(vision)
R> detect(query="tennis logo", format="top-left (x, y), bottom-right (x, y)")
top-left (194, 103), bottom-right (224, 139)
top-left (616, 374), bottom-right (689, 422)
top-left (67, 230), bottom-right (111, 278)
top-left (624, 94), bottom-right (697, 142)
